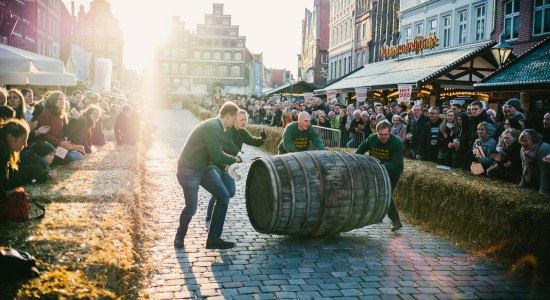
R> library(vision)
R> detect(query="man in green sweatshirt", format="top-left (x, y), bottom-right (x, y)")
top-left (356, 120), bottom-right (404, 232)
top-left (278, 111), bottom-right (325, 154)
top-left (175, 101), bottom-right (242, 250)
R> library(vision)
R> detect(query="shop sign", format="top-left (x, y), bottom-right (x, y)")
top-left (326, 90), bottom-right (338, 101)
top-left (355, 88), bottom-right (368, 103)
top-left (380, 33), bottom-right (439, 58)
top-left (398, 84), bottom-right (413, 103)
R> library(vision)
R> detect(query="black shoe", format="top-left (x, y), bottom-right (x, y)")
top-left (206, 234), bottom-right (235, 250)
top-left (174, 233), bottom-right (185, 248)
top-left (391, 221), bottom-right (403, 232)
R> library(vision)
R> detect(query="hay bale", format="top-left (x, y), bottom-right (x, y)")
top-left (394, 159), bottom-right (550, 278)
top-left (61, 143), bottom-right (139, 171)
top-left (25, 169), bottom-right (137, 203)
top-left (247, 124), bottom-right (283, 155)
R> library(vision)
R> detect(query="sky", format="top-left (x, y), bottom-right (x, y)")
top-left (62, 0), bottom-right (313, 75)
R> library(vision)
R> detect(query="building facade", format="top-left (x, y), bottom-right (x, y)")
top-left (354, 0), bottom-right (372, 68)
top-left (491, 0), bottom-right (550, 56)
top-left (73, 0), bottom-right (124, 83)
top-left (159, 4), bottom-right (252, 97)
top-left (328, 0), bottom-right (355, 82)
top-left (399, 0), bottom-right (494, 56)
top-left (0, 0), bottom-right (36, 52)
top-left (369, 0), bottom-right (399, 63)
top-left (299, 0), bottom-right (329, 86)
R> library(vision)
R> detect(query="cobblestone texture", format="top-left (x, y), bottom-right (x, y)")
top-left (144, 109), bottom-right (550, 299)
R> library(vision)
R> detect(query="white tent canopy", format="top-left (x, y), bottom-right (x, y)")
top-left (0, 43), bottom-right (76, 86)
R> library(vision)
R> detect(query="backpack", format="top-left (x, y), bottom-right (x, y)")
top-left (0, 248), bottom-right (40, 281)
top-left (0, 187), bottom-right (45, 222)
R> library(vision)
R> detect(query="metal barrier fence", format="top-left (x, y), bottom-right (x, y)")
top-left (312, 125), bottom-right (341, 148)
top-left (346, 131), bottom-right (366, 148)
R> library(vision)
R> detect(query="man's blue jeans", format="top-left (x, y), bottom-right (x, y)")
top-left (206, 167), bottom-right (236, 223)
top-left (176, 167), bottom-right (230, 237)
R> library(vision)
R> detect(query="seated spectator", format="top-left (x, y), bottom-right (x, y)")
top-left (519, 129), bottom-right (550, 197)
top-left (472, 122), bottom-right (497, 171)
top-left (66, 105), bottom-right (102, 154)
top-left (102, 104), bottom-right (120, 131)
top-left (6, 89), bottom-right (27, 122)
top-left (36, 91), bottom-right (85, 165)
top-left (114, 104), bottom-right (140, 145)
top-left (0, 119), bottom-right (29, 200)
top-left (487, 129), bottom-right (522, 183)
top-left (0, 106), bottom-right (15, 124)
top-left (13, 141), bottom-right (57, 185)
top-left (391, 115), bottom-right (407, 144)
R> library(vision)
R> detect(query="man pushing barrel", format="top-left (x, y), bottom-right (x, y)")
top-left (355, 120), bottom-right (404, 232)
top-left (278, 111), bottom-right (325, 154)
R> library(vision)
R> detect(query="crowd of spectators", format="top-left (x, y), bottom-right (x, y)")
top-left (193, 95), bottom-right (550, 197)
top-left (0, 87), bottom-right (143, 206)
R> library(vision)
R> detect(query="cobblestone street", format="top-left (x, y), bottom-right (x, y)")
top-left (143, 109), bottom-right (549, 299)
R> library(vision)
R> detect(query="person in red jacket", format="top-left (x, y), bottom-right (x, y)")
top-left (36, 91), bottom-right (85, 165)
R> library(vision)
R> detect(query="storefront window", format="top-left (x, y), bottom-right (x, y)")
top-left (476, 5), bottom-right (486, 41)
top-left (458, 10), bottom-right (467, 45)
top-left (533, 0), bottom-right (550, 35)
top-left (442, 15), bottom-right (451, 47)
top-left (504, 0), bottom-right (520, 40)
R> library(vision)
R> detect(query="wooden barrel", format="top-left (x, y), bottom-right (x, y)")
top-left (245, 151), bottom-right (391, 237)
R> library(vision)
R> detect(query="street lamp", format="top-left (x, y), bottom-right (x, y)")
top-left (289, 75), bottom-right (295, 102)
top-left (491, 31), bottom-right (513, 68)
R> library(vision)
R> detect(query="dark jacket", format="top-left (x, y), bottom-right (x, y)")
top-left (66, 116), bottom-right (93, 154)
top-left (418, 118), bottom-right (443, 162)
top-left (406, 115), bottom-right (429, 152)
top-left (10, 153), bottom-right (50, 186)
top-left (114, 111), bottom-right (140, 145)
top-left (470, 110), bottom-right (494, 140)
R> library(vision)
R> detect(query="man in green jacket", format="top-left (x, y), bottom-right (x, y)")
top-left (278, 111), bottom-right (325, 154)
top-left (356, 120), bottom-right (404, 232)
top-left (175, 101), bottom-right (242, 250)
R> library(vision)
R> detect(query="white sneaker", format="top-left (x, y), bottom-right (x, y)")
top-left (204, 220), bottom-right (210, 231)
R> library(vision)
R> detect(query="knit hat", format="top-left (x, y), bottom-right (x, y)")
top-left (506, 98), bottom-right (521, 111)
top-left (486, 109), bottom-right (497, 117)
top-left (30, 141), bottom-right (55, 157)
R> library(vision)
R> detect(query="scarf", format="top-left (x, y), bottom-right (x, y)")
top-left (521, 142), bottom-right (540, 184)
top-left (391, 123), bottom-right (405, 135)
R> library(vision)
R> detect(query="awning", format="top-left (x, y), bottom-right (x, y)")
top-left (0, 43), bottom-right (76, 86)
top-left (474, 37), bottom-right (550, 91)
top-left (263, 81), bottom-right (317, 96)
top-left (316, 41), bottom-right (496, 93)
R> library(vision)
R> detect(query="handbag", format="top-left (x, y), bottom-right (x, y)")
top-left (470, 143), bottom-right (486, 175)
top-left (0, 187), bottom-right (45, 222)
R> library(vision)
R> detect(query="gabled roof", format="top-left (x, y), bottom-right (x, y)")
top-left (474, 37), bottom-right (550, 91)
top-left (316, 41), bottom-right (495, 93)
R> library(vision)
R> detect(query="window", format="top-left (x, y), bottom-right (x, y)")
top-left (180, 48), bottom-right (187, 57)
top-left (206, 65), bottom-right (214, 76)
top-left (533, 0), bottom-right (550, 35)
top-left (162, 63), bottom-right (169, 74)
top-left (357, 53), bottom-right (361, 69)
top-left (195, 65), bottom-right (203, 75)
top-left (173, 78), bottom-right (181, 87)
top-left (194, 50), bottom-right (201, 59)
top-left (180, 64), bottom-right (187, 74)
top-left (344, 57), bottom-right (347, 74)
top-left (171, 48), bottom-right (178, 57)
top-left (504, 0), bottom-right (520, 40)
top-left (219, 65), bottom-right (228, 77)
top-left (235, 52), bottom-right (242, 60)
top-left (362, 51), bottom-right (367, 65)
top-left (442, 15), bottom-right (451, 47)
top-left (203, 51), bottom-right (210, 59)
top-left (405, 27), bottom-right (412, 42)
top-left (416, 23), bottom-right (424, 37)
top-left (475, 5), bottom-right (486, 41)
top-left (362, 23), bottom-right (366, 38)
top-left (224, 52), bottom-right (231, 60)
top-left (231, 66), bottom-right (240, 77)
top-left (428, 19), bottom-right (437, 36)
top-left (457, 10), bottom-right (467, 44)
top-left (357, 26), bottom-right (361, 42)
top-left (213, 52), bottom-right (221, 60)
top-left (171, 64), bottom-right (178, 74)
